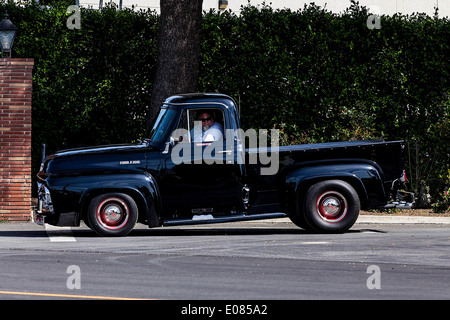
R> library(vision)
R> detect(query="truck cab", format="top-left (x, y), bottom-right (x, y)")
top-left (147, 94), bottom-right (247, 220)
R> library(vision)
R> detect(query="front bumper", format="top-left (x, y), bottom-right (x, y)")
top-left (32, 182), bottom-right (54, 226)
top-left (32, 207), bottom-right (45, 226)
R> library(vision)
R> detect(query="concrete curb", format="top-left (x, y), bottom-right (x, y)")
top-left (356, 214), bottom-right (450, 224)
top-left (255, 215), bottom-right (450, 225)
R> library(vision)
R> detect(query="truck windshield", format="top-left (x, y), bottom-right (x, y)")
top-left (147, 108), bottom-right (177, 142)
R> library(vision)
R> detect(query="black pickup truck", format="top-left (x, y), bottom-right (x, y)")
top-left (34, 93), bottom-right (413, 236)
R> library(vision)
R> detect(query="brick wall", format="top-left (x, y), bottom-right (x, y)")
top-left (0, 58), bottom-right (34, 222)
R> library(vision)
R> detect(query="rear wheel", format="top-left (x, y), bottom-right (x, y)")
top-left (295, 180), bottom-right (360, 233)
top-left (87, 193), bottom-right (137, 237)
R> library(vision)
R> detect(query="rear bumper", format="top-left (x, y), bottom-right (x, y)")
top-left (381, 190), bottom-right (415, 210)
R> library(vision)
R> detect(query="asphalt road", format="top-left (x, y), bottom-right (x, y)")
top-left (0, 218), bottom-right (449, 302)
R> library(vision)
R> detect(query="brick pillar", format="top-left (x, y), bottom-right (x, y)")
top-left (0, 58), bottom-right (34, 222)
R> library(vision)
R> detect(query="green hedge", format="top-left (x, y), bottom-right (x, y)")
top-left (1, 1), bottom-right (449, 207)
top-left (199, 2), bottom-right (450, 208)
top-left (2, 0), bottom-right (158, 180)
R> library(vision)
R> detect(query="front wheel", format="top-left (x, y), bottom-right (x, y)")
top-left (302, 180), bottom-right (360, 233)
top-left (87, 193), bottom-right (138, 237)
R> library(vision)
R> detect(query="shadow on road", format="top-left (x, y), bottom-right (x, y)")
top-left (0, 223), bottom-right (386, 239)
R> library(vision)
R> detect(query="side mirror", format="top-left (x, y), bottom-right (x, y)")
top-left (162, 136), bottom-right (183, 155)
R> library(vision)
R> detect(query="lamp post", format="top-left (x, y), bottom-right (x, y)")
top-left (0, 13), bottom-right (17, 58)
top-left (219, 0), bottom-right (228, 11)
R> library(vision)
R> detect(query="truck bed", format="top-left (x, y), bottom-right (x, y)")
top-left (245, 139), bottom-right (405, 212)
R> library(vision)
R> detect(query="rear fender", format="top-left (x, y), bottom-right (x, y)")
top-left (284, 163), bottom-right (387, 212)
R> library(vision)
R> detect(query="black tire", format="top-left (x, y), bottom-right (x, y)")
top-left (87, 193), bottom-right (138, 237)
top-left (288, 207), bottom-right (309, 231)
top-left (301, 180), bottom-right (360, 233)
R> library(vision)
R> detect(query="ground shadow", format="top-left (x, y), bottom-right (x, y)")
top-left (0, 224), bottom-right (386, 239)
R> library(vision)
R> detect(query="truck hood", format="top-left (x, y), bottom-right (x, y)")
top-left (53, 143), bottom-right (149, 159)
top-left (42, 143), bottom-right (151, 176)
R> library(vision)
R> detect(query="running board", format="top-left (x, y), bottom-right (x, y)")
top-left (162, 212), bottom-right (287, 227)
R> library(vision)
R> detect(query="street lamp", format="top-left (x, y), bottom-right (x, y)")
top-left (219, 0), bottom-right (228, 11)
top-left (0, 13), bottom-right (17, 58)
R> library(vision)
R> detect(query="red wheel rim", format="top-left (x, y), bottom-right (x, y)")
top-left (96, 197), bottom-right (129, 230)
top-left (316, 191), bottom-right (348, 223)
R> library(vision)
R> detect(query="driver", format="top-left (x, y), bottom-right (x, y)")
top-left (192, 110), bottom-right (224, 142)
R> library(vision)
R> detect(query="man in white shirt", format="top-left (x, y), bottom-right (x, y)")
top-left (192, 111), bottom-right (224, 142)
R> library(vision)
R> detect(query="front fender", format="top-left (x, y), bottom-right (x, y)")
top-left (41, 171), bottom-right (161, 227)
top-left (284, 162), bottom-right (387, 213)
top-left (79, 172), bottom-right (161, 227)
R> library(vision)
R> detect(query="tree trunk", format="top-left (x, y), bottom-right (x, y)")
top-left (146, 0), bottom-right (203, 130)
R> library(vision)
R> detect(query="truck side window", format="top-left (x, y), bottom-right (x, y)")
top-left (174, 108), bottom-right (226, 143)
top-left (171, 110), bottom-right (190, 143)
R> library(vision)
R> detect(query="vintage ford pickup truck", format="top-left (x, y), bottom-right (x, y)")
top-left (34, 93), bottom-right (413, 236)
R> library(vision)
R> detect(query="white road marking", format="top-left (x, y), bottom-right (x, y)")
top-left (45, 224), bottom-right (77, 242)
top-left (300, 241), bottom-right (330, 245)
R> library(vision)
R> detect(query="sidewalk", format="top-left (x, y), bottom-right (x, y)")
top-left (259, 215), bottom-right (450, 225)
top-left (356, 214), bottom-right (450, 224)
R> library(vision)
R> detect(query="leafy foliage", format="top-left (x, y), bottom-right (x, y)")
top-left (199, 2), bottom-right (450, 205)
top-left (1, 0), bottom-right (158, 176)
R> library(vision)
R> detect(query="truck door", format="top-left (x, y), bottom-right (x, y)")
top-left (160, 107), bottom-right (245, 217)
